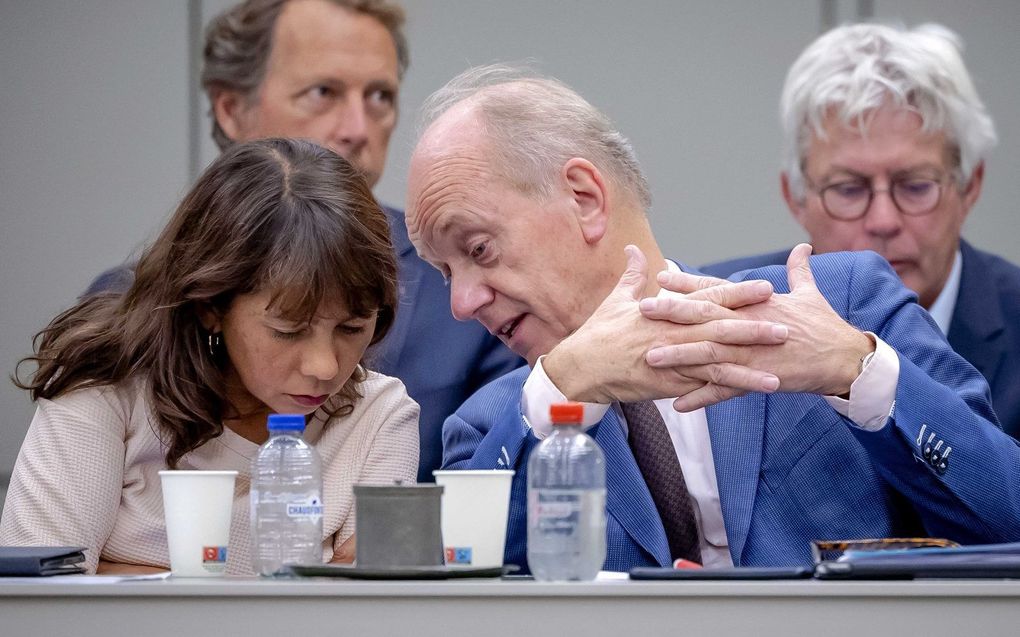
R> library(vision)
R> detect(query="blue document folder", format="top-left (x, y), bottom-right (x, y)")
top-left (816, 542), bottom-right (1020, 579)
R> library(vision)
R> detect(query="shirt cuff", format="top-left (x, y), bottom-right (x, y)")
top-left (522, 356), bottom-right (611, 438)
top-left (822, 333), bottom-right (899, 431)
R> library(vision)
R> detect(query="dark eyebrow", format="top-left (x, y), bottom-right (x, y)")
top-left (365, 79), bottom-right (398, 93)
top-left (267, 309), bottom-right (373, 326)
top-left (264, 313), bottom-right (306, 326)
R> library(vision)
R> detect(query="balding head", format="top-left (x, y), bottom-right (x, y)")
top-left (414, 64), bottom-right (651, 210)
top-left (404, 65), bottom-right (663, 365)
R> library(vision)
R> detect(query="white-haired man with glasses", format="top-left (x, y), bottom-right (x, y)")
top-left (704, 23), bottom-right (1020, 438)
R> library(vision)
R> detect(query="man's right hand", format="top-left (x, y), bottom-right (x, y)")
top-left (542, 245), bottom-right (788, 404)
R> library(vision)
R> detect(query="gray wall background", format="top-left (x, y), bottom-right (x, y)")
top-left (2, 0), bottom-right (1019, 506)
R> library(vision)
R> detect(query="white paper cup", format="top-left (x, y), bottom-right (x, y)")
top-left (159, 470), bottom-right (238, 577)
top-left (432, 470), bottom-right (515, 567)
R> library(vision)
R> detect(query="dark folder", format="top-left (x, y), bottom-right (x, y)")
top-left (815, 542), bottom-right (1020, 580)
top-left (630, 566), bottom-right (812, 580)
top-left (0, 547), bottom-right (87, 576)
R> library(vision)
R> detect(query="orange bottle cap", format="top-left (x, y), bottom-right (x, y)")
top-left (550, 402), bottom-right (584, 425)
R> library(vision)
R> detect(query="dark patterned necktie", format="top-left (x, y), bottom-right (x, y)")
top-left (621, 401), bottom-right (702, 564)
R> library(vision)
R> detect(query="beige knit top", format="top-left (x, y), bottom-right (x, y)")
top-left (0, 371), bottom-right (419, 575)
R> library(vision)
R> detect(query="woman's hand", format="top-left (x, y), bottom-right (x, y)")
top-left (96, 559), bottom-right (169, 575)
top-left (329, 534), bottom-right (356, 564)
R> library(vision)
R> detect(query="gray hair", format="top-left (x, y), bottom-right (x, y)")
top-left (202, 0), bottom-right (410, 151)
top-left (417, 64), bottom-right (652, 209)
top-left (782, 22), bottom-right (997, 198)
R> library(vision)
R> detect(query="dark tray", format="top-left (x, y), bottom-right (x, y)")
top-left (286, 563), bottom-right (518, 580)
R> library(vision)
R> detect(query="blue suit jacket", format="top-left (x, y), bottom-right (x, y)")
top-left (703, 241), bottom-right (1020, 439)
top-left (443, 251), bottom-right (1020, 572)
top-left (84, 206), bottom-right (524, 482)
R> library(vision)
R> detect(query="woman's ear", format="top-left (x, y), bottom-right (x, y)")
top-left (562, 157), bottom-right (609, 244)
top-left (197, 304), bottom-right (222, 333)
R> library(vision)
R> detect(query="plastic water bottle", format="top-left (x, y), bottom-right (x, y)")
top-left (250, 414), bottom-right (324, 576)
top-left (527, 402), bottom-right (607, 581)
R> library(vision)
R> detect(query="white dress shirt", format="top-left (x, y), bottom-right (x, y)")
top-left (926, 249), bottom-right (963, 336)
top-left (522, 260), bottom-right (900, 567)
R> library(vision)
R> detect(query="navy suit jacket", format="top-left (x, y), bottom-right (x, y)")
top-left (84, 206), bottom-right (524, 482)
top-left (443, 251), bottom-right (1020, 572)
top-left (703, 241), bottom-right (1020, 439)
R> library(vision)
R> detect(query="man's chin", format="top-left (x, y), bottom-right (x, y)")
top-left (351, 162), bottom-right (380, 190)
top-left (515, 338), bottom-right (557, 369)
top-left (325, 149), bottom-right (379, 188)
top-left (890, 263), bottom-right (920, 286)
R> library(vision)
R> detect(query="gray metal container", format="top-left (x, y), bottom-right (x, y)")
top-left (353, 484), bottom-right (444, 568)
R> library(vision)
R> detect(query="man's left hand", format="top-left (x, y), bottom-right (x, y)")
top-left (641, 244), bottom-right (874, 411)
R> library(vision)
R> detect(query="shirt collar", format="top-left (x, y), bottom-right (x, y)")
top-left (926, 249), bottom-right (963, 336)
top-left (657, 260), bottom-right (682, 297)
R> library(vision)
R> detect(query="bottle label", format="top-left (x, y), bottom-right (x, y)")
top-left (531, 490), bottom-right (582, 534)
top-left (286, 496), bottom-right (324, 521)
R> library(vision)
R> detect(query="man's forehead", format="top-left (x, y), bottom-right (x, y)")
top-left (812, 104), bottom-right (932, 141)
top-left (418, 99), bottom-right (485, 152)
top-left (272, 0), bottom-right (398, 76)
top-left (806, 106), bottom-right (929, 152)
top-left (407, 154), bottom-right (490, 244)
top-left (409, 106), bottom-right (487, 197)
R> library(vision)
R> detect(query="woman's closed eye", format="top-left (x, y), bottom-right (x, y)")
top-left (271, 328), bottom-right (305, 340)
top-left (337, 322), bottom-right (368, 336)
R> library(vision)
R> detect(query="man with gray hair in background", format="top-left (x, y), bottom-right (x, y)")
top-left (703, 23), bottom-right (1020, 438)
top-left (85, 0), bottom-right (521, 482)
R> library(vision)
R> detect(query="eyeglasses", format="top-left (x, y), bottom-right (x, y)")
top-left (808, 176), bottom-right (946, 221)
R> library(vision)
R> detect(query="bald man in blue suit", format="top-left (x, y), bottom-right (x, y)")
top-left (406, 65), bottom-right (1020, 573)
top-left (443, 249), bottom-right (1018, 570)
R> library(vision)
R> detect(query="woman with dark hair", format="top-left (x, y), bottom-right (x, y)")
top-left (0, 139), bottom-right (418, 575)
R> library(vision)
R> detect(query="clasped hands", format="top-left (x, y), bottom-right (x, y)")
top-left (543, 244), bottom-right (874, 412)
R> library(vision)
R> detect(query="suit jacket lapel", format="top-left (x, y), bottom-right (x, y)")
top-left (948, 241), bottom-right (1006, 384)
top-left (706, 392), bottom-right (766, 566)
top-left (595, 409), bottom-right (671, 566)
top-left (370, 206), bottom-right (421, 371)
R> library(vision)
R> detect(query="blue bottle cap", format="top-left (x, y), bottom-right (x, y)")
top-left (267, 414), bottom-right (306, 432)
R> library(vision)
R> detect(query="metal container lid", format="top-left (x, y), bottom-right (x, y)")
top-left (353, 483), bottom-right (443, 498)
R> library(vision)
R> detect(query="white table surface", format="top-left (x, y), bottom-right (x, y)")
top-left (2, 575), bottom-right (1018, 637)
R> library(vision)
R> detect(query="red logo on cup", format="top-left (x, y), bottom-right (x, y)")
top-left (203, 546), bottom-right (227, 563)
top-left (445, 546), bottom-right (472, 564)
